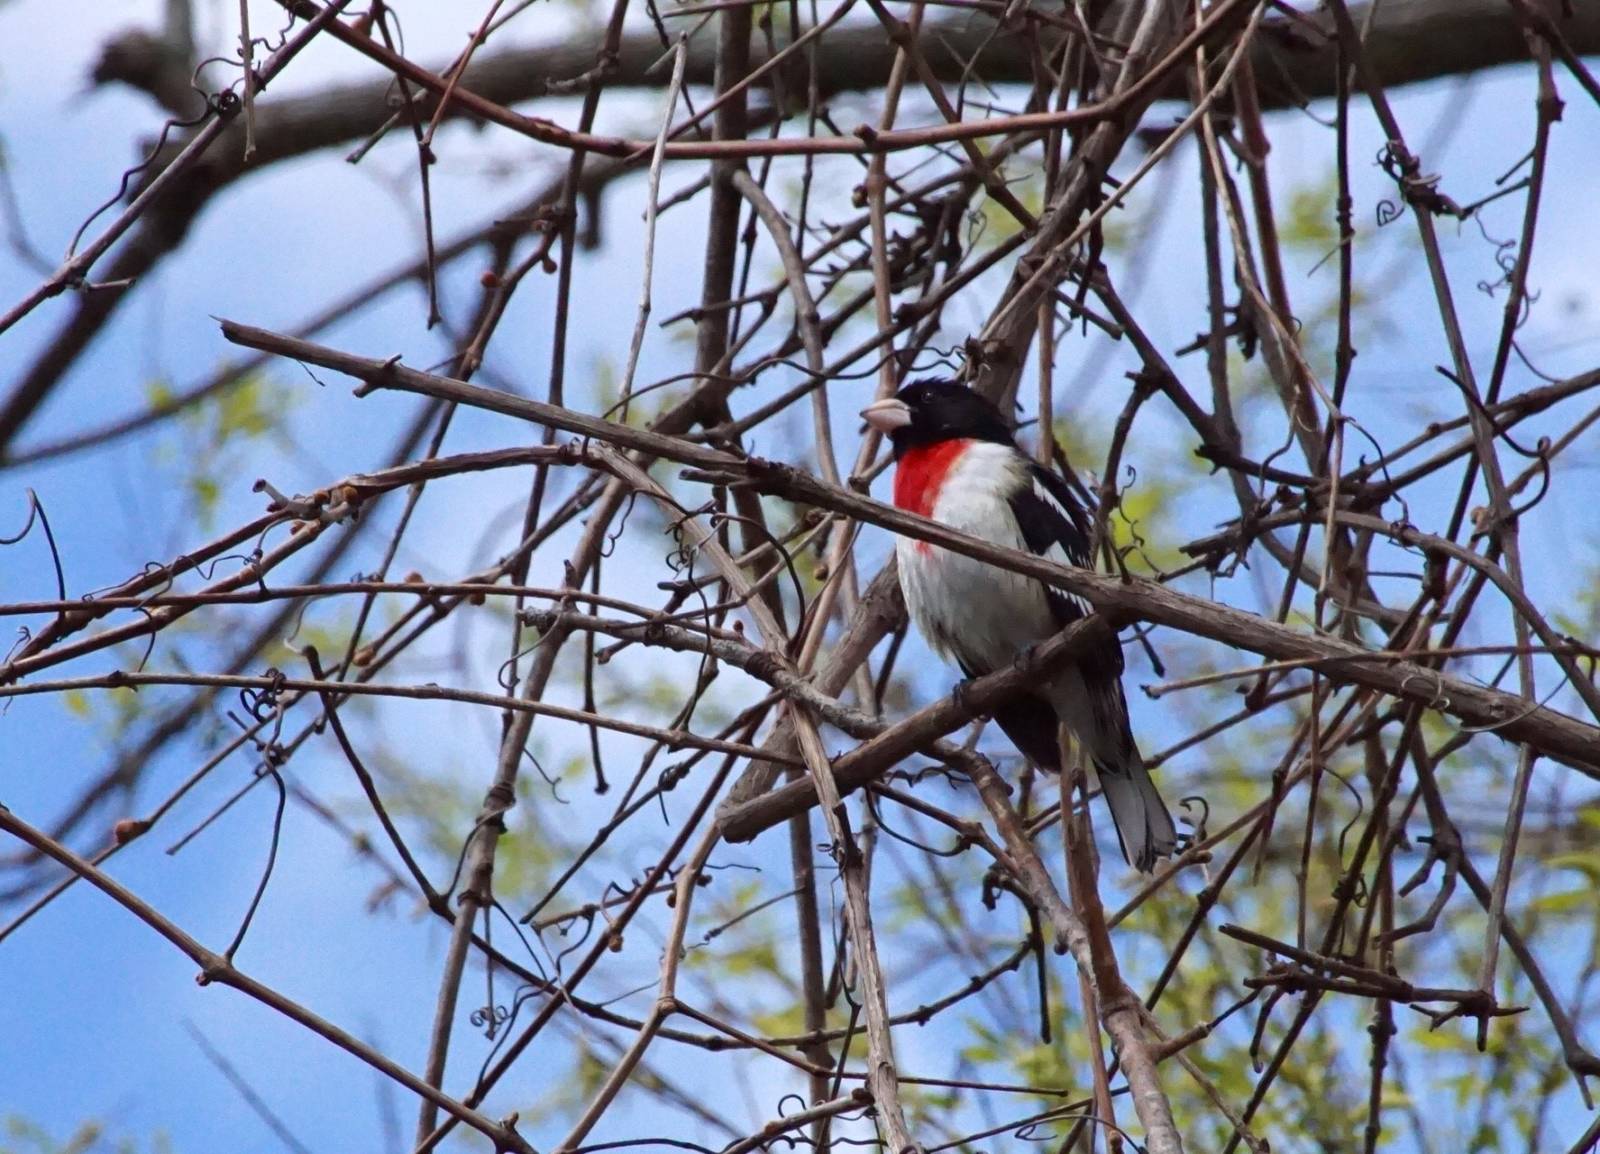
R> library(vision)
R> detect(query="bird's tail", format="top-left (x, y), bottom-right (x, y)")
top-left (1094, 752), bottom-right (1179, 873)
top-left (1051, 673), bottom-right (1179, 872)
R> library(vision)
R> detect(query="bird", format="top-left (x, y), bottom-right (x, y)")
top-left (861, 379), bottom-right (1178, 871)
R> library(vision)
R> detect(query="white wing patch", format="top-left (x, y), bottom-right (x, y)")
top-left (1030, 477), bottom-right (1093, 617)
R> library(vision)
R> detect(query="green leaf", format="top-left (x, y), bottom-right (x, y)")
top-left (1546, 850), bottom-right (1600, 883)
top-left (1530, 888), bottom-right (1590, 914)
top-left (144, 379), bottom-right (177, 408)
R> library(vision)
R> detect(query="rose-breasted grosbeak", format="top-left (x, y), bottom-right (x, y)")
top-left (862, 379), bottom-right (1178, 871)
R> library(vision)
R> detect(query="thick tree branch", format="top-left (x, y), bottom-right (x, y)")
top-left (117, 2), bottom-right (1600, 178)
top-left (10, 0), bottom-right (1586, 450)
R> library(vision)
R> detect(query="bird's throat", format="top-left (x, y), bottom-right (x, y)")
top-left (893, 438), bottom-right (973, 518)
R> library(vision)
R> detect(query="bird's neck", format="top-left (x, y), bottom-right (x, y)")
top-left (893, 438), bottom-right (974, 517)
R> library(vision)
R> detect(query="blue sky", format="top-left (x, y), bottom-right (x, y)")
top-left (3, 2), bottom-right (1600, 1152)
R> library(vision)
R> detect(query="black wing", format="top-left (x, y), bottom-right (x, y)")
top-left (955, 649), bottom-right (1063, 772)
top-left (1008, 463), bottom-right (1126, 691)
top-left (1003, 461), bottom-right (1177, 869)
top-left (1007, 464), bottom-right (1096, 620)
top-left (958, 461), bottom-right (1107, 774)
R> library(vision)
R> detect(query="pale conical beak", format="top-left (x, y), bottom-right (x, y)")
top-left (860, 397), bottom-right (912, 433)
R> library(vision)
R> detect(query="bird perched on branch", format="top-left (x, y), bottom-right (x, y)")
top-left (861, 379), bottom-right (1178, 871)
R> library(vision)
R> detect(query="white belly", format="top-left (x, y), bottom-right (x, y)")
top-left (897, 443), bottom-right (1058, 675)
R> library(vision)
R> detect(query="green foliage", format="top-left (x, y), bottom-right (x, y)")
top-left (54, 682), bottom-right (141, 738)
top-left (150, 373), bottom-right (293, 530)
top-left (356, 748), bottom-right (561, 903)
top-left (1108, 475), bottom-right (1181, 572)
top-left (1280, 175), bottom-right (1341, 254)
top-left (1535, 847), bottom-right (1600, 914)
top-left (515, 1045), bottom-right (606, 1127)
top-left (684, 878), bottom-right (787, 983)
top-left (976, 168), bottom-right (1045, 249)
top-left (2, 1117), bottom-right (172, 1154)
top-left (590, 354), bottom-right (680, 430)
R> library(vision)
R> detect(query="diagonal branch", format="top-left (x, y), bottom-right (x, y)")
top-left (0, 804), bottom-right (536, 1154)
top-left (217, 321), bottom-right (1600, 776)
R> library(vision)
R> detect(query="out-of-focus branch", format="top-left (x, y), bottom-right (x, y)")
top-left (99, 2), bottom-right (1600, 166)
top-left (12, 0), bottom-right (1584, 450)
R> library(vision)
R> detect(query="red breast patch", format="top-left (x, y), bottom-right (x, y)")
top-left (893, 439), bottom-right (972, 518)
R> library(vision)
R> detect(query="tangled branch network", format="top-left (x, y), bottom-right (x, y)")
top-left (3, 1), bottom-right (1600, 1152)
